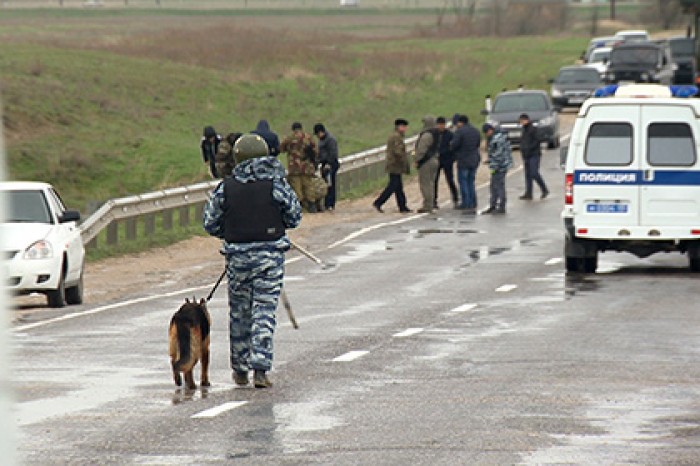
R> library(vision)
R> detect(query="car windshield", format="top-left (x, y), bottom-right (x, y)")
top-left (3, 190), bottom-right (53, 224)
top-left (611, 47), bottom-right (660, 66)
top-left (556, 69), bottom-right (601, 84)
top-left (670, 39), bottom-right (695, 57)
top-left (492, 94), bottom-right (548, 113)
top-left (590, 50), bottom-right (610, 63)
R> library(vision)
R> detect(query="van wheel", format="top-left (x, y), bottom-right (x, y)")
top-left (690, 258), bottom-right (700, 273)
top-left (583, 255), bottom-right (598, 273)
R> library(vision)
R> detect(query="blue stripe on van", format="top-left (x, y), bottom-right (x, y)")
top-left (575, 170), bottom-right (700, 186)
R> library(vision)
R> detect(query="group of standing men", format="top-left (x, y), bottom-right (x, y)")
top-left (373, 112), bottom-right (548, 215)
top-left (201, 120), bottom-right (340, 213)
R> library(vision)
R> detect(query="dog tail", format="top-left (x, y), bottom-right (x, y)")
top-left (171, 320), bottom-right (197, 372)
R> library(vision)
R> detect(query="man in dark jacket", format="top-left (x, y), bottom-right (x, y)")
top-left (518, 113), bottom-right (549, 200)
top-left (201, 126), bottom-right (221, 178)
top-left (373, 118), bottom-right (411, 213)
top-left (433, 116), bottom-right (458, 209)
top-left (252, 120), bottom-right (280, 157)
top-left (450, 115), bottom-right (481, 214)
top-left (314, 123), bottom-right (339, 211)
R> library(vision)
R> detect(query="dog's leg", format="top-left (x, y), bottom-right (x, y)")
top-left (172, 364), bottom-right (182, 387)
top-left (184, 369), bottom-right (196, 390)
top-left (201, 336), bottom-right (211, 387)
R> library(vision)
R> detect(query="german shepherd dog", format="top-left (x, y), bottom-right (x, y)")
top-left (169, 298), bottom-right (211, 390)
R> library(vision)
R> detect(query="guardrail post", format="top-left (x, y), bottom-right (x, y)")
top-left (163, 209), bottom-right (173, 231)
top-left (144, 214), bottom-right (155, 237)
top-left (194, 203), bottom-right (204, 227)
top-left (126, 218), bottom-right (137, 241)
top-left (106, 222), bottom-right (118, 246)
top-left (179, 206), bottom-right (190, 227)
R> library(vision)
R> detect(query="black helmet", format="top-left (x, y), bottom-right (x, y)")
top-left (233, 134), bottom-right (269, 163)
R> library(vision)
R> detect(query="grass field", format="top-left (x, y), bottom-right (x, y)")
top-left (1, 8), bottom-right (599, 211)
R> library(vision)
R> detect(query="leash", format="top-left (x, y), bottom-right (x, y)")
top-left (205, 268), bottom-right (227, 303)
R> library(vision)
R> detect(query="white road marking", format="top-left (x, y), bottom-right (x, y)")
top-left (449, 303), bottom-right (478, 313)
top-left (326, 215), bottom-right (425, 250)
top-left (191, 401), bottom-right (248, 419)
top-left (284, 276), bottom-right (306, 282)
top-left (495, 284), bottom-right (518, 293)
top-left (545, 257), bottom-right (563, 265)
top-left (332, 350), bottom-right (369, 362)
top-left (392, 328), bottom-right (424, 338)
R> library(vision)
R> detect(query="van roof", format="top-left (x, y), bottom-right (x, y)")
top-left (578, 95), bottom-right (700, 117)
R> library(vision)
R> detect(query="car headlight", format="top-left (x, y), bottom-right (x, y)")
top-left (607, 72), bottom-right (615, 81)
top-left (538, 116), bottom-right (555, 127)
top-left (640, 72), bottom-right (649, 81)
top-left (551, 88), bottom-right (562, 98)
top-left (486, 119), bottom-right (499, 127)
top-left (24, 240), bottom-right (53, 260)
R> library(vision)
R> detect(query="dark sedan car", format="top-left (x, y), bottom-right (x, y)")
top-left (549, 66), bottom-right (602, 108)
top-left (482, 90), bottom-right (561, 149)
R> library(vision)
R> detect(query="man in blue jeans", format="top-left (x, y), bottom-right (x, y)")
top-left (450, 115), bottom-right (482, 214)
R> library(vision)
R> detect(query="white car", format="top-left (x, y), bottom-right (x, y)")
top-left (1, 181), bottom-right (85, 307)
top-left (614, 29), bottom-right (650, 43)
top-left (586, 46), bottom-right (612, 77)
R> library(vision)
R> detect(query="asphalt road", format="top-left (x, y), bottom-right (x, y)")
top-left (11, 132), bottom-right (700, 465)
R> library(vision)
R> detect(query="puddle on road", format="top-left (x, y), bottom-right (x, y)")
top-left (460, 239), bottom-right (540, 268)
top-left (334, 240), bottom-right (387, 265)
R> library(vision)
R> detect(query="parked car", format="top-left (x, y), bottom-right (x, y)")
top-left (1, 181), bottom-right (85, 307)
top-left (614, 29), bottom-right (650, 43)
top-left (482, 89), bottom-right (561, 149)
top-left (586, 46), bottom-right (612, 77)
top-left (550, 66), bottom-right (602, 108)
top-left (605, 42), bottom-right (675, 85)
top-left (668, 36), bottom-right (696, 84)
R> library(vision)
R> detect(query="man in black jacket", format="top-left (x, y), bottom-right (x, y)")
top-left (201, 126), bottom-right (221, 178)
top-left (433, 116), bottom-right (458, 208)
top-left (518, 114), bottom-right (549, 200)
top-left (450, 115), bottom-right (481, 214)
top-left (314, 123), bottom-right (340, 211)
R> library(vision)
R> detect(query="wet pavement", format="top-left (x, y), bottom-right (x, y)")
top-left (11, 141), bottom-right (700, 465)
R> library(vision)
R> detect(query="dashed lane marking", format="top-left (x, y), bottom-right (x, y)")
top-left (191, 401), bottom-right (248, 419)
top-left (392, 328), bottom-right (424, 338)
top-left (495, 284), bottom-right (518, 293)
top-left (545, 257), bottom-right (563, 265)
top-left (449, 303), bottom-right (478, 313)
top-left (332, 350), bottom-right (370, 362)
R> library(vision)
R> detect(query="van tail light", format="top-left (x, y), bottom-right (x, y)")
top-left (692, 229), bottom-right (700, 236)
top-left (565, 173), bottom-right (574, 205)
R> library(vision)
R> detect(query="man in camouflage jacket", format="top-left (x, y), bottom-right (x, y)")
top-left (280, 122), bottom-right (319, 212)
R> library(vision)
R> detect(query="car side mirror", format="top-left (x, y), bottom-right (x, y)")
top-left (559, 146), bottom-right (569, 169)
top-left (480, 109), bottom-right (489, 116)
top-left (59, 210), bottom-right (81, 223)
top-left (553, 106), bottom-right (562, 113)
top-left (548, 78), bottom-right (555, 84)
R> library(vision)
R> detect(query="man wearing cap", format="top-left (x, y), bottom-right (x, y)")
top-left (280, 122), bottom-right (319, 212)
top-left (373, 118), bottom-right (412, 213)
top-left (481, 123), bottom-right (513, 214)
top-left (314, 123), bottom-right (339, 211)
top-left (203, 134), bottom-right (302, 389)
top-left (519, 113), bottom-right (549, 200)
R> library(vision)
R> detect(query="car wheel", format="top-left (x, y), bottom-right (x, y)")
top-left (565, 256), bottom-right (581, 272)
top-left (65, 270), bottom-right (84, 305)
top-left (47, 266), bottom-right (67, 308)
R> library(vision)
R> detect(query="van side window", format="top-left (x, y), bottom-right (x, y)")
top-left (648, 123), bottom-right (696, 167)
top-left (584, 123), bottom-right (633, 166)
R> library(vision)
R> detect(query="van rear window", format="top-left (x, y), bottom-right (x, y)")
top-left (648, 123), bottom-right (696, 167)
top-left (585, 123), bottom-right (633, 166)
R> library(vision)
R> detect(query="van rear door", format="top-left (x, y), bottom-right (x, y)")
top-left (574, 105), bottom-right (640, 230)
top-left (639, 104), bottom-right (700, 227)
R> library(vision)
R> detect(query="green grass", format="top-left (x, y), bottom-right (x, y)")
top-left (1, 13), bottom-right (588, 216)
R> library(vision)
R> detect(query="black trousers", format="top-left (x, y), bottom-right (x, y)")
top-left (434, 159), bottom-right (458, 205)
top-left (374, 173), bottom-right (408, 210)
top-left (523, 154), bottom-right (548, 196)
top-left (323, 161), bottom-right (339, 209)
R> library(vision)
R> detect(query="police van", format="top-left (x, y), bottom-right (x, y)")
top-left (562, 84), bottom-right (700, 273)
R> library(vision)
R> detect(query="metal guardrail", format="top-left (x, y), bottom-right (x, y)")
top-left (80, 133), bottom-right (420, 250)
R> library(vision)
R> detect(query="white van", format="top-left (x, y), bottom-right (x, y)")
top-left (562, 84), bottom-right (700, 273)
